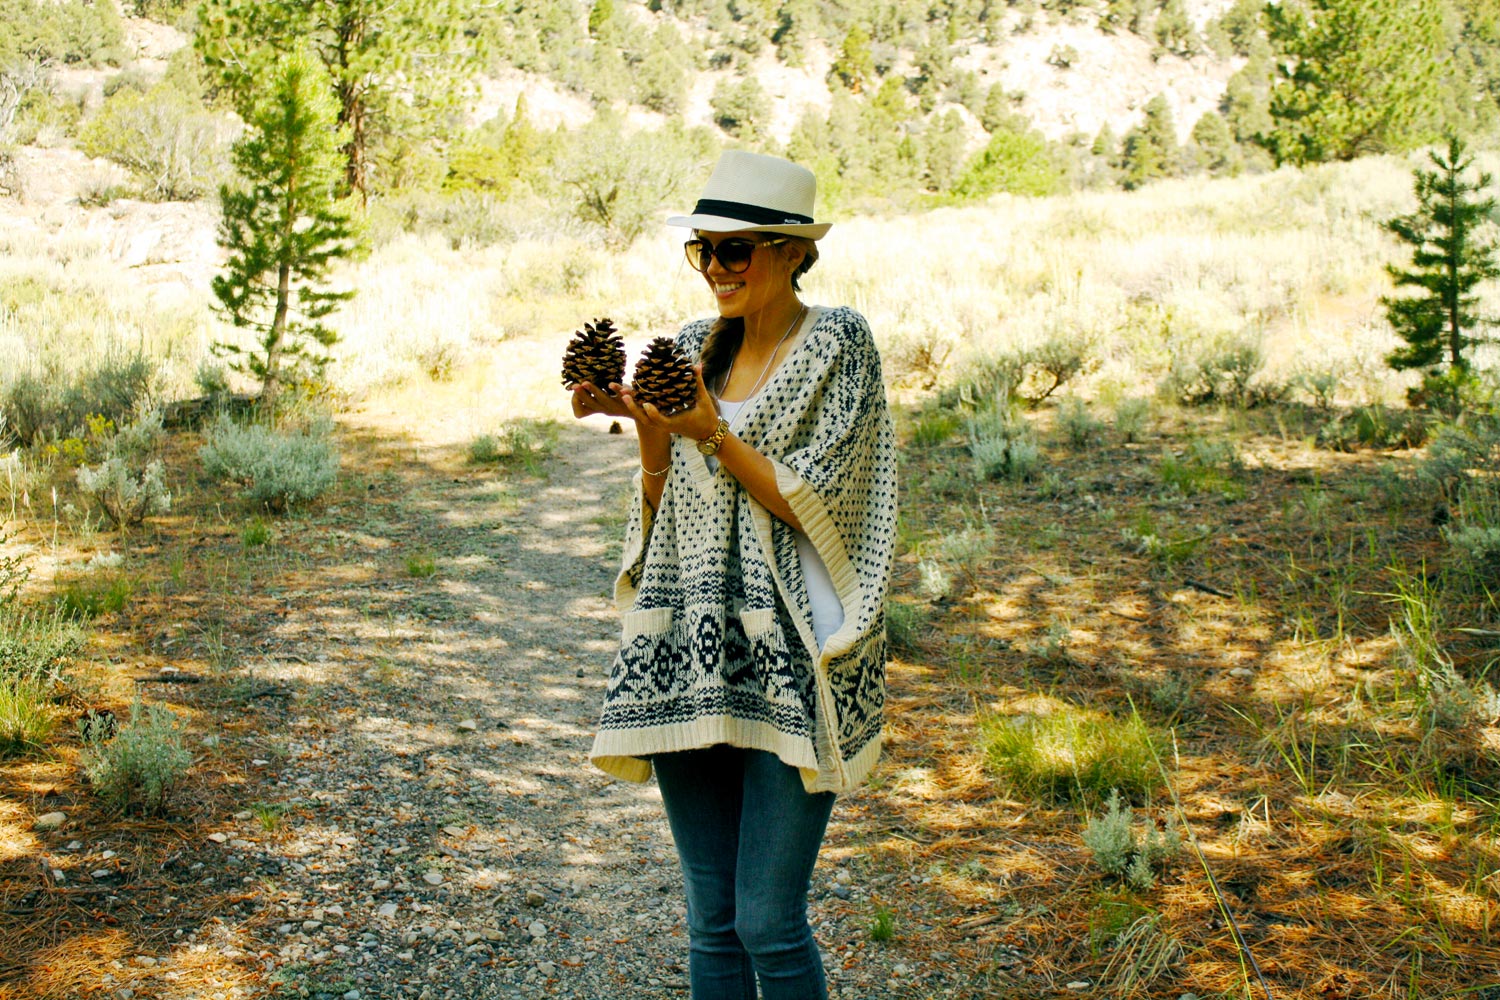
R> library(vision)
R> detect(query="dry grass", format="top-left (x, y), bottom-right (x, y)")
top-left (5, 153), bottom-right (1500, 996)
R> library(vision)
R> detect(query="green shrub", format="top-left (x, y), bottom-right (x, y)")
top-left (952, 124), bottom-right (1065, 199)
top-left (1159, 332), bottom-right (1275, 407)
top-left (58, 573), bottom-right (134, 619)
top-left (0, 605), bottom-right (87, 682)
top-left (77, 84), bottom-right (228, 201)
top-left (1057, 397), bottom-right (1102, 447)
top-left (1317, 405), bottom-right (1428, 452)
top-left (405, 553), bottom-right (438, 578)
top-left (983, 706), bottom-right (1162, 804)
top-left (0, 0), bottom-right (126, 68)
top-left (868, 903), bottom-right (895, 942)
top-left (468, 419), bottom-right (559, 473)
top-left (200, 416), bottom-right (340, 513)
top-left (1113, 397), bottom-right (1151, 442)
top-left (75, 457), bottom-right (172, 528)
top-left (1082, 789), bottom-right (1180, 891)
top-left (0, 679), bottom-right (58, 757)
top-left (0, 530), bottom-right (29, 607)
top-left (80, 698), bottom-right (192, 815)
top-left (885, 600), bottom-right (928, 653)
top-left (2, 355), bottom-right (157, 446)
top-left (909, 410), bottom-right (960, 448)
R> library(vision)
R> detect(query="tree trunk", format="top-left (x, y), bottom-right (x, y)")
top-left (264, 260), bottom-right (292, 416)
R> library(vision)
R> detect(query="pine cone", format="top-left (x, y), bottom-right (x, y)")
top-left (561, 318), bottom-right (627, 390)
top-left (631, 336), bottom-right (697, 414)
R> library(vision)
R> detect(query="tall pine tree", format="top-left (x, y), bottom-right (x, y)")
top-left (1383, 136), bottom-right (1500, 411)
top-left (212, 50), bottom-right (355, 416)
top-left (197, 0), bottom-right (474, 200)
top-left (1264, 0), bottom-right (1447, 165)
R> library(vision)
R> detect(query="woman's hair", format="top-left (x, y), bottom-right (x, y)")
top-left (699, 235), bottom-right (820, 393)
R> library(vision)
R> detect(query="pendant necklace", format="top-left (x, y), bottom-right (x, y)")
top-left (724, 303), bottom-right (806, 401)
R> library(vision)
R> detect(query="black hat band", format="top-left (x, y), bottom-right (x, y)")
top-left (692, 198), bottom-right (813, 227)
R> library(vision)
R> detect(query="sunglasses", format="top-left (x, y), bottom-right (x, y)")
top-left (684, 237), bottom-right (788, 274)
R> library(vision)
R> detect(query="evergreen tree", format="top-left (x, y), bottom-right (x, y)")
top-left (1264, 0), bottom-right (1447, 165)
top-left (1383, 136), bottom-right (1500, 411)
top-left (1119, 94), bottom-right (1179, 190)
top-left (212, 50), bottom-right (356, 416)
top-left (923, 109), bottom-right (968, 193)
top-left (831, 26), bottom-right (875, 93)
top-left (197, 0), bottom-right (474, 200)
top-left (1190, 111), bottom-right (1237, 176)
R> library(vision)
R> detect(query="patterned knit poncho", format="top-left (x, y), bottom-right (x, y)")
top-left (590, 306), bottom-right (898, 794)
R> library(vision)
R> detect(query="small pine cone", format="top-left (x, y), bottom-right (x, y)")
top-left (561, 318), bottom-right (627, 390)
top-left (631, 336), bottom-right (697, 414)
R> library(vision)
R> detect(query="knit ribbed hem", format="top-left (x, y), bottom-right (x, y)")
top-left (612, 473), bottom-right (654, 611)
top-left (802, 732), bottom-right (883, 795)
top-left (772, 461), bottom-right (867, 663)
top-left (590, 717), bottom-right (820, 784)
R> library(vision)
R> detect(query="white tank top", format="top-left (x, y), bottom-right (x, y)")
top-left (713, 397), bottom-right (845, 651)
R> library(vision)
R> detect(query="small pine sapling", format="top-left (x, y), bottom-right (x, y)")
top-left (1383, 135), bottom-right (1500, 414)
top-left (211, 49), bottom-right (356, 417)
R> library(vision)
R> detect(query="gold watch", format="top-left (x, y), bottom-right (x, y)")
top-left (696, 417), bottom-right (730, 456)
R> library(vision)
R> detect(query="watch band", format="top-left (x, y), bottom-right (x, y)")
top-left (696, 417), bottom-right (730, 456)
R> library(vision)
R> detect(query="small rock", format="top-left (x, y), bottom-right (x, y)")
top-left (527, 920), bottom-right (547, 940)
top-left (134, 956), bottom-right (156, 968)
top-left (442, 825), bottom-right (465, 837)
top-left (536, 961), bottom-right (557, 977)
top-left (457, 719), bottom-right (479, 733)
top-left (91, 870), bottom-right (112, 879)
top-left (377, 903), bottom-right (398, 918)
top-left (524, 890), bottom-right (547, 907)
top-left (831, 885), bottom-right (851, 900)
top-left (372, 879), bottom-right (392, 891)
top-left (325, 904), bottom-right (345, 918)
top-left (463, 931), bottom-right (484, 946)
top-left (33, 811), bottom-right (66, 831)
top-left (1229, 668), bottom-right (1254, 679)
top-left (51, 870), bottom-right (65, 882)
top-left (251, 759), bottom-right (269, 766)
top-left (278, 923), bottom-right (294, 935)
top-left (65, 840), bottom-right (83, 850)
top-left (229, 839), bottom-right (253, 850)
top-left (893, 963), bottom-right (910, 976)
top-left (1067, 982), bottom-right (1091, 991)
top-left (835, 869), bottom-right (851, 885)
top-left (208, 833), bottom-right (229, 844)
top-left (423, 872), bottom-right (444, 886)
top-left (233, 811), bottom-right (253, 821)
top-left (302, 921), bottom-right (323, 933)
top-left (482, 928), bottom-right (503, 942)
top-left (575, 668), bottom-right (585, 678)
top-left (101, 850), bottom-right (116, 860)
top-left (342, 991), bottom-right (361, 1000)
top-left (1179, 995), bottom-right (1200, 1000)
top-left (116, 991), bottom-right (134, 999)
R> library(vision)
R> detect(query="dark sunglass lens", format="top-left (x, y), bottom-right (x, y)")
top-left (718, 240), bottom-right (757, 272)
top-left (684, 241), bottom-right (710, 272)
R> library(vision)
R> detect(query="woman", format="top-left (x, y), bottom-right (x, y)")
top-left (569, 150), bottom-right (897, 1000)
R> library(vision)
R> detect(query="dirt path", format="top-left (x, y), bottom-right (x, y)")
top-left (123, 416), bottom-right (983, 1000)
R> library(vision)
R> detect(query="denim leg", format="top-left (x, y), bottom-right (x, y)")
top-left (653, 746), bottom-right (757, 1000)
top-left (733, 750), bottom-right (835, 1000)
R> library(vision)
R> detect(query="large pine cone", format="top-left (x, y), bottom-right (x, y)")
top-left (631, 336), bottom-right (697, 414)
top-left (561, 318), bottom-right (627, 389)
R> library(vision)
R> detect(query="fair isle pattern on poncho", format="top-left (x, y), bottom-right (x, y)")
top-left (589, 306), bottom-right (898, 795)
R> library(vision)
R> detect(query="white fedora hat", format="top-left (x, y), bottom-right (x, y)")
top-left (666, 150), bottom-right (832, 240)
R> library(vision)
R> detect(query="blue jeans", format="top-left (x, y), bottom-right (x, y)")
top-left (653, 745), bottom-right (836, 1000)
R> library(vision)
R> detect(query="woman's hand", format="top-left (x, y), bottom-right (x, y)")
top-left (569, 381), bottom-right (634, 421)
top-left (618, 365), bottom-right (720, 442)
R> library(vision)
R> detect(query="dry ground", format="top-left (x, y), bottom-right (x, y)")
top-left (2, 387), bottom-right (1498, 999)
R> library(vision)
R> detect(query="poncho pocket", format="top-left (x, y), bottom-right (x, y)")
top-left (607, 607), bottom-right (686, 702)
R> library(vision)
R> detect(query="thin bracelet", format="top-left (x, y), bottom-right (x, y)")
top-left (642, 461), bottom-right (671, 478)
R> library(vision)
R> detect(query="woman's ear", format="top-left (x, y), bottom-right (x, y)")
top-left (779, 241), bottom-right (807, 275)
